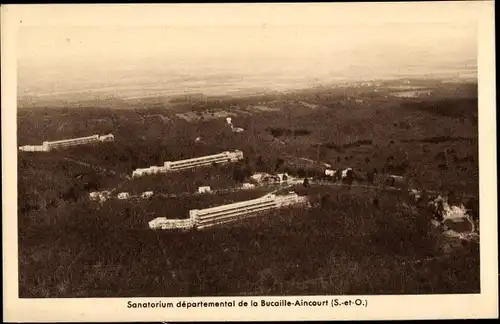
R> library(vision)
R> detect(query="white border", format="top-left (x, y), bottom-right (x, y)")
top-left (2, 2), bottom-right (498, 321)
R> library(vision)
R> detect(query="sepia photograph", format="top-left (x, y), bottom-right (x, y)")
top-left (2, 1), bottom-right (497, 321)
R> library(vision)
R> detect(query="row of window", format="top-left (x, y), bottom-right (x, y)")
top-left (167, 153), bottom-right (240, 168)
top-left (45, 139), bottom-right (99, 148)
top-left (193, 197), bottom-right (282, 217)
top-left (195, 201), bottom-right (278, 222)
top-left (167, 158), bottom-right (230, 170)
top-left (44, 135), bottom-right (100, 146)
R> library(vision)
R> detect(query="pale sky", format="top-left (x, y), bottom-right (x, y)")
top-left (12, 3), bottom-right (481, 96)
top-left (16, 2), bottom-right (479, 66)
top-left (18, 23), bottom-right (476, 64)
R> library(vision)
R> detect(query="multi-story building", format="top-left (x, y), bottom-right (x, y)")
top-left (43, 134), bottom-right (100, 150)
top-left (19, 134), bottom-right (115, 152)
top-left (189, 192), bottom-right (307, 230)
top-left (148, 192), bottom-right (308, 231)
top-left (163, 150), bottom-right (244, 172)
top-left (132, 150), bottom-right (244, 178)
top-left (189, 194), bottom-right (278, 229)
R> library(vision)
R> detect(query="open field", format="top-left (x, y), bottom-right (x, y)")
top-left (17, 79), bottom-right (479, 297)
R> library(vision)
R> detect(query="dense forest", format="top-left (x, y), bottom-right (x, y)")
top-left (17, 80), bottom-right (480, 297)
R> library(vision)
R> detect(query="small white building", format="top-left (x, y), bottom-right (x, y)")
top-left (443, 204), bottom-right (469, 222)
top-left (18, 145), bottom-right (50, 152)
top-left (232, 127), bottom-right (245, 133)
top-left (341, 168), bottom-right (353, 179)
top-left (241, 183), bottom-right (256, 190)
top-left (198, 186), bottom-right (212, 194)
top-left (99, 134), bottom-right (115, 142)
top-left (250, 173), bottom-right (270, 182)
top-left (98, 194), bottom-right (108, 203)
top-left (148, 217), bottom-right (194, 230)
top-left (141, 191), bottom-right (154, 199)
top-left (132, 168), bottom-right (148, 178)
top-left (149, 217), bottom-right (166, 229)
top-left (117, 192), bottom-right (130, 200)
top-left (89, 192), bottom-right (100, 201)
top-left (325, 169), bottom-right (336, 177)
top-left (132, 166), bottom-right (166, 177)
top-left (276, 173), bottom-right (289, 183)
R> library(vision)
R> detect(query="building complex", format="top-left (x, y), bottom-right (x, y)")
top-left (132, 150), bottom-right (244, 177)
top-left (148, 191), bottom-right (308, 231)
top-left (19, 134), bottom-right (114, 152)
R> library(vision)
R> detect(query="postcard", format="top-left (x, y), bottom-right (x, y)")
top-left (2, 1), bottom-right (497, 321)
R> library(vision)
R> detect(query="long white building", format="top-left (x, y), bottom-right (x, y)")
top-left (190, 192), bottom-right (307, 229)
top-left (132, 150), bottom-right (244, 177)
top-left (148, 192), bottom-right (308, 231)
top-left (19, 134), bottom-right (114, 152)
top-left (190, 194), bottom-right (278, 229)
top-left (163, 150), bottom-right (244, 172)
top-left (43, 134), bottom-right (100, 150)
